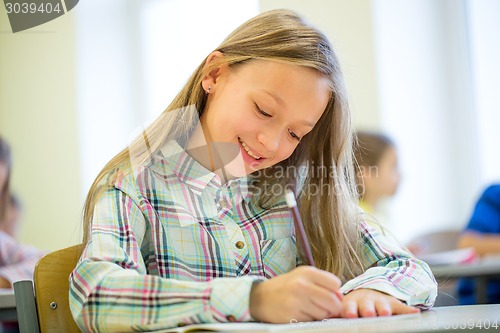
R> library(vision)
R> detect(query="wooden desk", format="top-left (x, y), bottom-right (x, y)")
top-left (0, 288), bottom-right (17, 321)
top-left (431, 258), bottom-right (500, 304)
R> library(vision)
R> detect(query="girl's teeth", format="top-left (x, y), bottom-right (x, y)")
top-left (239, 139), bottom-right (261, 160)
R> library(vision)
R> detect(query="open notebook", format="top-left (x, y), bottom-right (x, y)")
top-left (418, 247), bottom-right (477, 266)
top-left (149, 313), bottom-right (422, 333)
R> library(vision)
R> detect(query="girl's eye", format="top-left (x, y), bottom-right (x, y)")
top-left (255, 103), bottom-right (272, 117)
top-left (288, 129), bottom-right (301, 142)
top-left (254, 103), bottom-right (300, 141)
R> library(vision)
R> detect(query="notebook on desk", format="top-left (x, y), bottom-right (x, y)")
top-left (418, 247), bottom-right (477, 266)
top-left (150, 313), bottom-right (422, 333)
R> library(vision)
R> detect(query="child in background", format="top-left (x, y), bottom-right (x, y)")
top-left (457, 184), bottom-right (500, 304)
top-left (0, 136), bottom-right (43, 288)
top-left (70, 10), bottom-right (436, 332)
top-left (0, 136), bottom-right (12, 228)
top-left (0, 228), bottom-right (42, 333)
top-left (0, 230), bottom-right (41, 289)
top-left (353, 131), bottom-right (401, 216)
top-left (0, 194), bottom-right (22, 239)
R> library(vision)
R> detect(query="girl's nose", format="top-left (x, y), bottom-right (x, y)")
top-left (257, 127), bottom-right (281, 154)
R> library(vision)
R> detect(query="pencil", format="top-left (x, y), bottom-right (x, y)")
top-left (285, 189), bottom-right (315, 266)
top-left (285, 189), bottom-right (344, 302)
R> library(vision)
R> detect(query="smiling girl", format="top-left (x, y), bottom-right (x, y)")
top-left (69, 10), bottom-right (437, 332)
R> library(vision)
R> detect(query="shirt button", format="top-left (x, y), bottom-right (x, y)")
top-left (226, 315), bottom-right (236, 322)
top-left (235, 241), bottom-right (245, 249)
top-left (220, 200), bottom-right (229, 209)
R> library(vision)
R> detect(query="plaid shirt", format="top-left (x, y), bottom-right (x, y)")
top-left (0, 230), bottom-right (42, 283)
top-left (69, 141), bottom-right (437, 332)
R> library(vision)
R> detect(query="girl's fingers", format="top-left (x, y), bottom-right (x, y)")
top-left (381, 298), bottom-right (420, 316)
top-left (300, 306), bottom-right (331, 322)
top-left (374, 299), bottom-right (392, 317)
top-left (302, 266), bottom-right (342, 292)
top-left (295, 295), bottom-right (333, 322)
top-left (339, 289), bottom-right (422, 319)
top-left (341, 300), bottom-right (359, 318)
top-left (310, 294), bottom-right (342, 319)
top-left (391, 301), bottom-right (421, 315)
top-left (358, 299), bottom-right (376, 317)
top-left (293, 309), bottom-right (316, 323)
top-left (303, 284), bottom-right (343, 319)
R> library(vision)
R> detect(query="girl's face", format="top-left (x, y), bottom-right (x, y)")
top-left (364, 146), bottom-right (401, 199)
top-left (200, 59), bottom-right (330, 177)
top-left (0, 162), bottom-right (7, 191)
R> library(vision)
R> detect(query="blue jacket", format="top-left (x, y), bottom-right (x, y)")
top-left (458, 184), bottom-right (500, 304)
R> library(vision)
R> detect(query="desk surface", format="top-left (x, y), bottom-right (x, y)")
top-left (0, 289), bottom-right (15, 309)
top-left (149, 304), bottom-right (500, 333)
top-left (431, 257), bottom-right (500, 278)
top-left (293, 304), bottom-right (500, 332)
top-left (0, 288), bottom-right (16, 321)
top-left (430, 258), bottom-right (500, 304)
top-left (284, 305), bottom-right (500, 333)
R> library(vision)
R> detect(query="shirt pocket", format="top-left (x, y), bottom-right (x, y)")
top-left (260, 237), bottom-right (297, 279)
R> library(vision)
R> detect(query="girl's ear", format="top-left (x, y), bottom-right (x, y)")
top-left (201, 51), bottom-right (226, 93)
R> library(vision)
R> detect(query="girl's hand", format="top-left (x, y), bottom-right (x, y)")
top-left (249, 266), bottom-right (343, 323)
top-left (341, 289), bottom-right (420, 318)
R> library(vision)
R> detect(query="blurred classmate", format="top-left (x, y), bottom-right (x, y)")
top-left (457, 184), bottom-right (500, 304)
top-left (0, 136), bottom-right (12, 227)
top-left (1, 134), bottom-right (24, 239)
top-left (0, 230), bottom-right (42, 288)
top-left (0, 136), bottom-right (42, 332)
top-left (0, 194), bottom-right (22, 239)
top-left (0, 136), bottom-right (43, 287)
top-left (0, 228), bottom-right (42, 333)
top-left (353, 131), bottom-right (401, 215)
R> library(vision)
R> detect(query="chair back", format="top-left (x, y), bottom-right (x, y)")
top-left (34, 244), bottom-right (84, 333)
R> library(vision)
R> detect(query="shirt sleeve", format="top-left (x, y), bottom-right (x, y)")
top-left (339, 221), bottom-right (437, 309)
top-left (465, 185), bottom-right (500, 234)
top-left (0, 230), bottom-right (42, 283)
top-left (69, 187), bottom-right (260, 333)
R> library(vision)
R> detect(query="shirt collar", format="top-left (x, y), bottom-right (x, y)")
top-left (159, 140), bottom-right (253, 203)
top-left (223, 176), bottom-right (252, 205)
top-left (158, 140), bottom-right (215, 195)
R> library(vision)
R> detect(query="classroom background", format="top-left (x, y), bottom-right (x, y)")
top-left (0, 0), bottom-right (499, 252)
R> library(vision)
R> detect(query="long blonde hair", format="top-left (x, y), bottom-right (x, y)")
top-left (82, 9), bottom-right (363, 281)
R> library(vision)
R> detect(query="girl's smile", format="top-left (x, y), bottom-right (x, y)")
top-left (238, 137), bottom-right (267, 169)
top-left (238, 137), bottom-right (263, 160)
